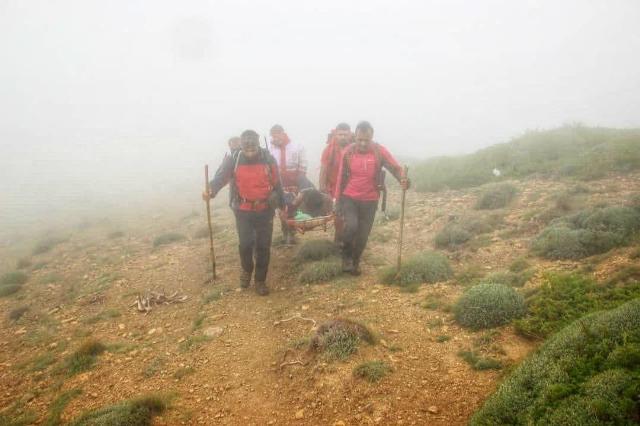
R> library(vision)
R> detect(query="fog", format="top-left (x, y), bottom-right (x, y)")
top-left (1, 0), bottom-right (640, 235)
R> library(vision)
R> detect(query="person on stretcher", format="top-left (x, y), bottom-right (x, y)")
top-left (286, 188), bottom-right (333, 221)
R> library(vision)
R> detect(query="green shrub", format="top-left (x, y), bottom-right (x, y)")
top-left (108, 231), bottom-right (125, 239)
top-left (68, 395), bottom-right (167, 426)
top-left (45, 389), bottom-right (82, 426)
top-left (152, 233), bottom-right (186, 247)
top-left (380, 251), bottom-right (452, 287)
top-left (532, 205), bottom-right (640, 260)
top-left (0, 284), bottom-right (21, 297)
top-left (353, 360), bottom-right (391, 382)
top-left (299, 260), bottom-right (342, 284)
top-left (509, 257), bottom-right (530, 273)
top-left (1, 271), bottom-right (28, 286)
top-left (470, 299), bottom-right (640, 425)
top-left (16, 258), bottom-right (32, 269)
top-left (434, 224), bottom-right (472, 248)
top-left (8, 306), bottom-right (28, 321)
top-left (64, 339), bottom-right (107, 376)
top-left (458, 350), bottom-right (503, 371)
top-left (310, 319), bottom-right (375, 361)
top-left (454, 283), bottom-right (525, 330)
top-left (435, 214), bottom-right (503, 249)
top-left (455, 264), bottom-right (486, 286)
top-left (295, 239), bottom-right (337, 262)
top-left (484, 270), bottom-right (534, 288)
top-left (33, 237), bottom-right (66, 255)
top-left (514, 273), bottom-right (640, 339)
top-left (475, 183), bottom-right (518, 210)
top-left (412, 126), bottom-right (640, 193)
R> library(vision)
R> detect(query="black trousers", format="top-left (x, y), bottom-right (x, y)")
top-left (234, 209), bottom-right (274, 282)
top-left (340, 196), bottom-right (378, 264)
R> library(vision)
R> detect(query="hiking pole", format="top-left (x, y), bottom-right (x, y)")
top-left (204, 165), bottom-right (217, 283)
top-left (396, 166), bottom-right (409, 275)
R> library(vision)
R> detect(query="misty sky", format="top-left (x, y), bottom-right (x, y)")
top-left (1, 0), bottom-right (640, 230)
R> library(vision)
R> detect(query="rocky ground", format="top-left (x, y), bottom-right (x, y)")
top-left (0, 173), bottom-right (638, 425)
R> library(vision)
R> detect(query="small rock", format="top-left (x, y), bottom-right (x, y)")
top-left (204, 326), bottom-right (224, 338)
top-left (20, 393), bottom-right (35, 404)
top-left (428, 406), bottom-right (439, 414)
top-left (90, 392), bottom-right (99, 398)
top-left (14, 328), bottom-right (27, 335)
top-left (334, 421), bottom-right (346, 426)
top-left (295, 409), bottom-right (304, 419)
top-left (49, 342), bottom-right (58, 349)
top-left (148, 328), bottom-right (157, 335)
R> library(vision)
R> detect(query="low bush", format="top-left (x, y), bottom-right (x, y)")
top-left (299, 260), bottom-right (342, 284)
top-left (1, 271), bottom-right (28, 286)
top-left (16, 258), bottom-right (32, 269)
top-left (435, 214), bottom-right (503, 249)
top-left (152, 233), bottom-right (186, 247)
top-left (514, 273), bottom-right (640, 339)
top-left (484, 270), bottom-right (534, 288)
top-left (33, 237), bottom-right (67, 255)
top-left (353, 360), bottom-right (391, 382)
top-left (45, 389), bottom-right (82, 426)
top-left (458, 350), bottom-right (503, 371)
top-left (0, 271), bottom-right (28, 298)
top-left (380, 251), bottom-right (452, 287)
top-left (68, 395), bottom-right (167, 426)
top-left (475, 183), bottom-right (518, 210)
top-left (508, 257), bottom-right (530, 273)
top-left (64, 339), bottom-right (107, 376)
top-left (454, 283), bottom-right (525, 330)
top-left (532, 205), bottom-right (640, 260)
top-left (310, 319), bottom-right (375, 361)
top-left (295, 239), bottom-right (337, 262)
top-left (470, 299), bottom-right (640, 425)
top-left (8, 306), bottom-right (28, 322)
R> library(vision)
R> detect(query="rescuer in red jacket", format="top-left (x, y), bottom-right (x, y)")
top-left (334, 121), bottom-right (410, 275)
top-left (203, 130), bottom-right (285, 295)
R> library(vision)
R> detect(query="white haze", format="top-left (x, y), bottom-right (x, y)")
top-left (1, 0), bottom-right (640, 234)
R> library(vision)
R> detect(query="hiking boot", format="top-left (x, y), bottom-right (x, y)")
top-left (342, 257), bottom-right (354, 273)
top-left (255, 281), bottom-right (269, 296)
top-left (351, 260), bottom-right (361, 276)
top-left (239, 270), bottom-right (251, 289)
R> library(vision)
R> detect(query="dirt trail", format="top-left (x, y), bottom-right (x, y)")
top-left (2, 173), bottom-right (638, 425)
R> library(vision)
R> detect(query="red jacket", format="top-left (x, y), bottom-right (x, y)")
top-left (320, 134), bottom-right (350, 195)
top-left (334, 143), bottom-right (403, 201)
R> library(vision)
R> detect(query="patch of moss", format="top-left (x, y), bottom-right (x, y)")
top-left (310, 319), bottom-right (375, 361)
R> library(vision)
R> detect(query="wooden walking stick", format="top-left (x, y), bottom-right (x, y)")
top-left (204, 165), bottom-right (217, 282)
top-left (396, 166), bottom-right (409, 275)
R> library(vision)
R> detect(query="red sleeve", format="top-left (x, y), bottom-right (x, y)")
top-left (320, 144), bottom-right (332, 166)
top-left (333, 149), bottom-right (347, 200)
top-left (378, 144), bottom-right (404, 179)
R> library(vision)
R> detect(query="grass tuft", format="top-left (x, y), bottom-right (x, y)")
top-left (152, 233), bottom-right (186, 247)
top-left (310, 319), bottom-right (375, 361)
top-left (295, 239), bottom-right (338, 263)
top-left (532, 205), bottom-right (640, 260)
top-left (353, 360), bottom-right (391, 382)
top-left (299, 260), bottom-right (342, 284)
top-left (475, 183), bottom-right (518, 210)
top-left (33, 237), bottom-right (66, 255)
top-left (64, 339), bottom-right (107, 376)
top-left (8, 306), bottom-right (29, 322)
top-left (458, 350), bottom-right (502, 370)
top-left (16, 258), bottom-right (32, 269)
top-left (44, 389), bottom-right (82, 426)
top-left (435, 214), bottom-right (503, 249)
top-left (68, 394), bottom-right (167, 426)
top-left (380, 251), bottom-right (452, 288)
top-left (454, 283), bottom-right (525, 330)
top-left (1, 271), bottom-right (28, 286)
